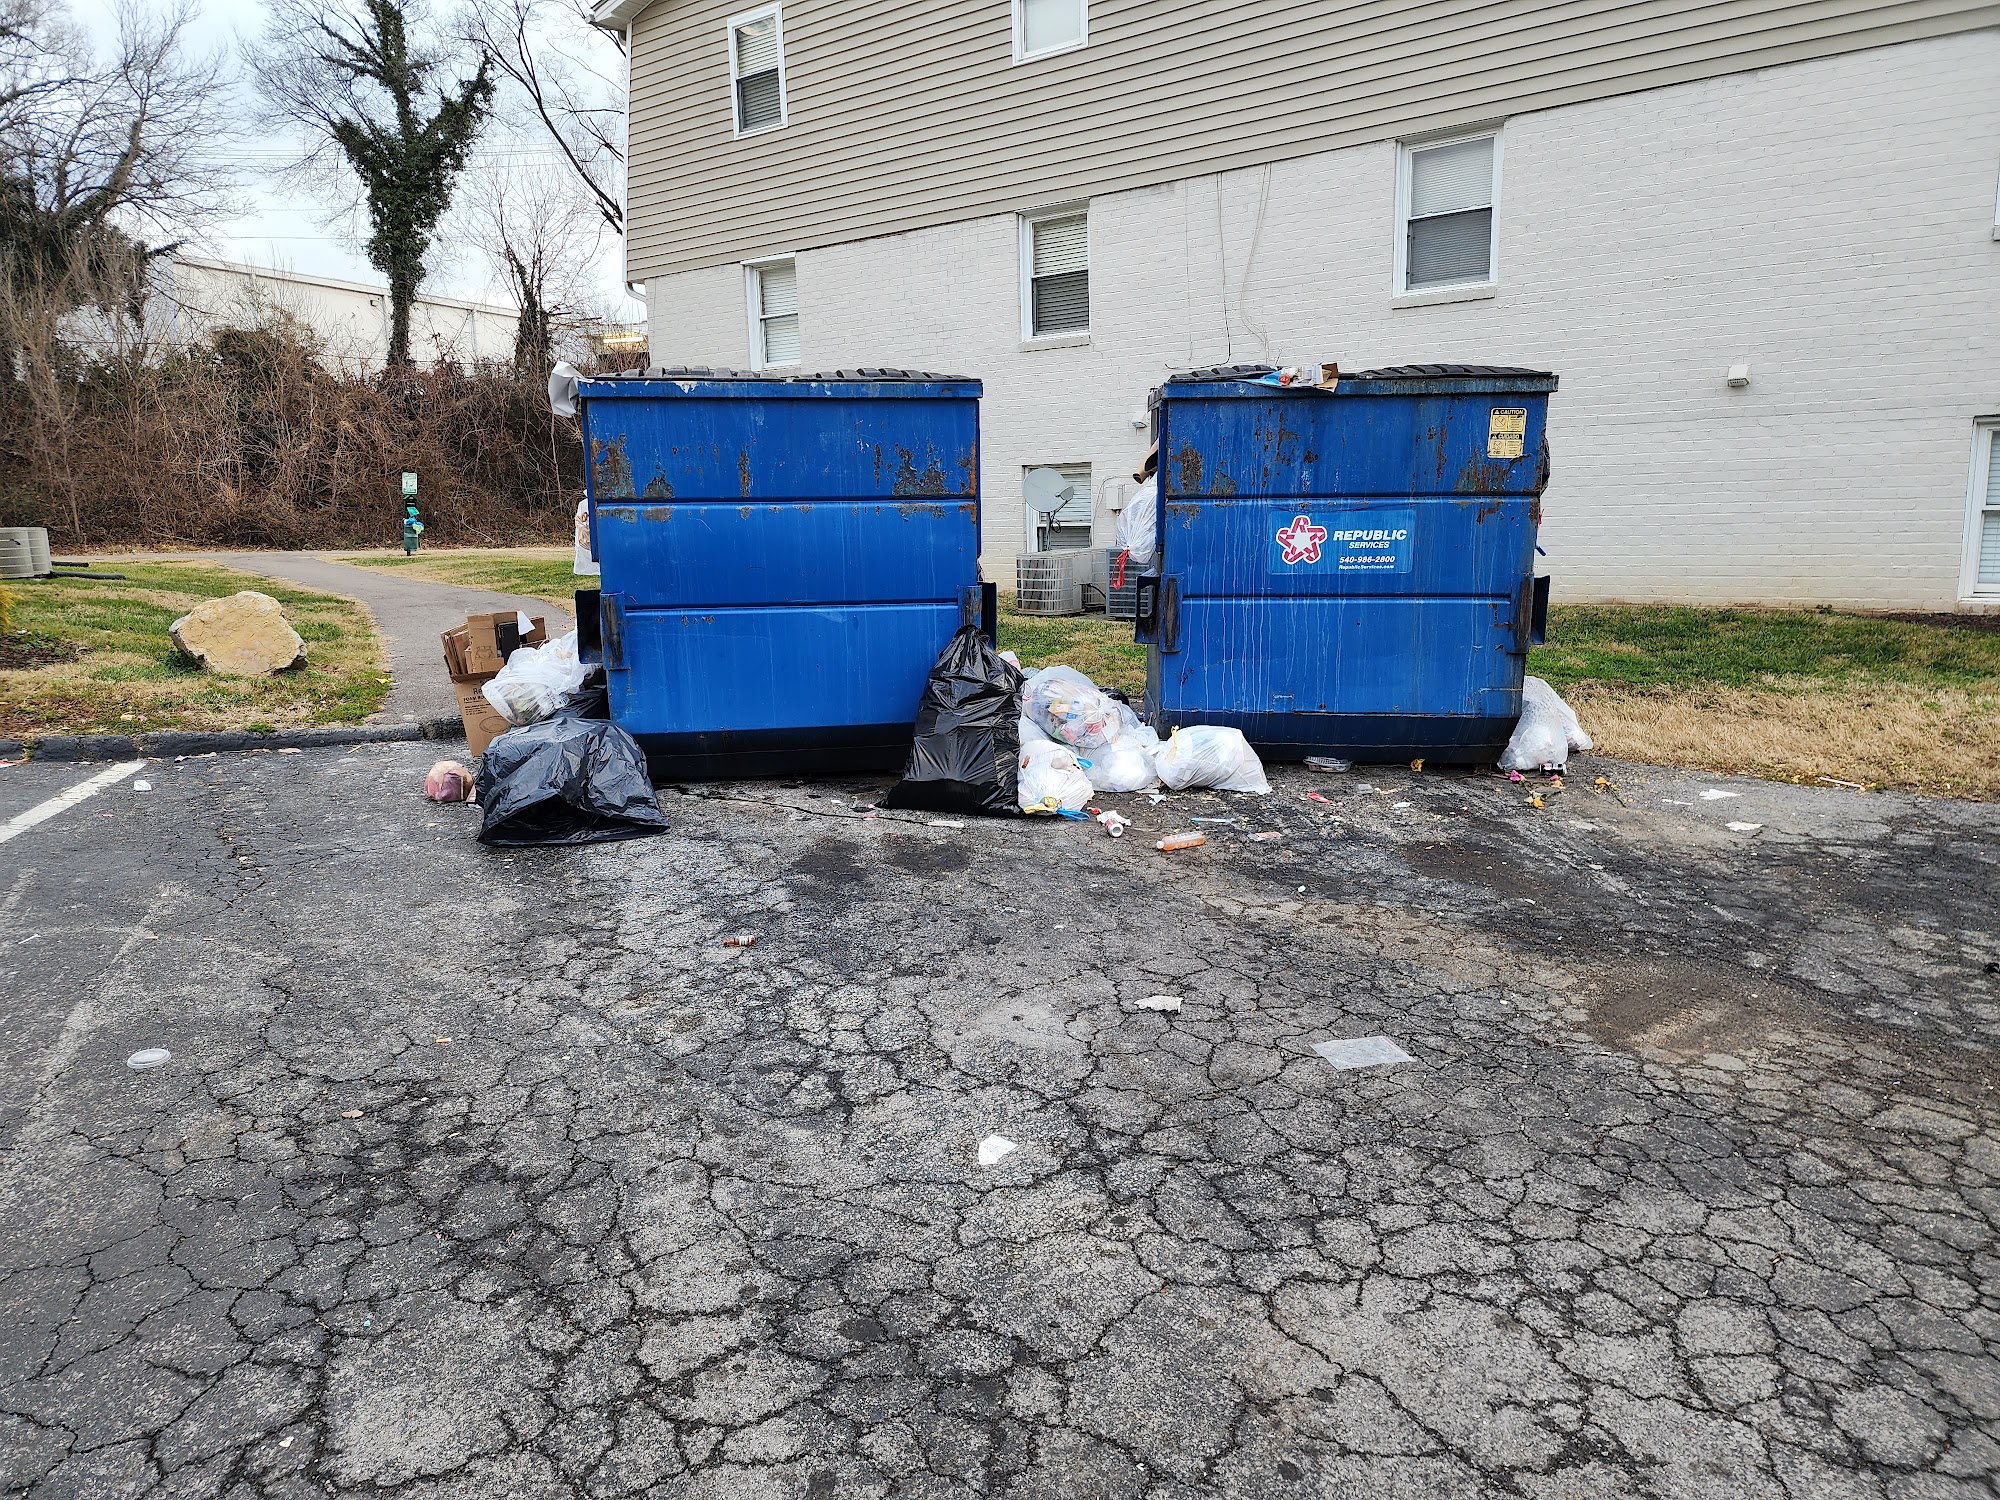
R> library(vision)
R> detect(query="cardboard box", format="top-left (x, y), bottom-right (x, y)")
top-left (442, 612), bottom-right (548, 757)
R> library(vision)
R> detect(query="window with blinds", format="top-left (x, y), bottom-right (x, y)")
top-left (1024, 210), bottom-right (1088, 339)
top-left (730, 8), bottom-right (785, 135)
top-left (1401, 133), bottom-right (1498, 291)
top-left (751, 259), bottom-right (799, 366)
top-left (1972, 425), bottom-right (2000, 593)
top-left (1014, 0), bottom-right (1086, 60)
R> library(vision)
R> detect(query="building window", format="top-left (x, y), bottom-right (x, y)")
top-left (747, 258), bottom-right (799, 367)
top-left (1013, 0), bottom-right (1086, 61)
top-left (1965, 421), bottom-right (2000, 595)
top-left (1021, 208), bottom-right (1088, 340)
top-left (729, 6), bottom-right (786, 136)
top-left (1028, 463), bottom-right (1093, 550)
top-left (1397, 130), bottom-right (1500, 292)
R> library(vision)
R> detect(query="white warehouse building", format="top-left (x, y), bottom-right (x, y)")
top-left (596, 0), bottom-right (2000, 610)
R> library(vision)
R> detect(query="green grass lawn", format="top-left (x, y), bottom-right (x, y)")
top-left (0, 563), bottom-right (387, 739)
top-left (1530, 605), bottom-right (2000, 693)
top-left (344, 548), bottom-right (578, 606)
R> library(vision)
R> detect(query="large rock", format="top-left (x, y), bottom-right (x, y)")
top-left (169, 591), bottom-right (307, 676)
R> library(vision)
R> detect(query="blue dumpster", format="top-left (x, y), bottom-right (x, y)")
top-left (577, 368), bottom-right (984, 777)
top-left (1135, 363), bottom-right (1557, 762)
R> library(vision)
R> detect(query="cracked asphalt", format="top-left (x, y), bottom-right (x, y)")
top-left (0, 745), bottom-right (1996, 1499)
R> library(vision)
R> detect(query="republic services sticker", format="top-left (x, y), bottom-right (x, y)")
top-left (1487, 408), bottom-right (1527, 459)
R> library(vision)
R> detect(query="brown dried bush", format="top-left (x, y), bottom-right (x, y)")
top-left (0, 313), bottom-right (581, 549)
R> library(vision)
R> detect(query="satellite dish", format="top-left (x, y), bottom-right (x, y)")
top-left (1024, 467), bottom-right (1077, 517)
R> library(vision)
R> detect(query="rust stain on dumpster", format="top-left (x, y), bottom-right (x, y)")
top-left (590, 437), bottom-right (635, 499)
top-left (891, 446), bottom-right (946, 496)
top-left (738, 450), bottom-right (752, 497)
top-left (1174, 443), bottom-right (1203, 494)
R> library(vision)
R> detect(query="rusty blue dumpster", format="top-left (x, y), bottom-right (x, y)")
top-left (1134, 363), bottom-right (1557, 762)
top-left (577, 368), bottom-right (983, 777)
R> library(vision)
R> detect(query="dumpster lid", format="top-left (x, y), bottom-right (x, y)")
top-left (1159, 362), bottom-right (1557, 396)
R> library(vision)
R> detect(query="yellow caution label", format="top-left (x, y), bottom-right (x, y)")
top-left (1487, 408), bottom-right (1527, 459)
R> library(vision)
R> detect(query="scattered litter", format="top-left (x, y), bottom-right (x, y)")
top-left (925, 819), bottom-right (966, 829)
top-left (1155, 726), bottom-right (1270, 793)
top-left (723, 933), bottom-right (758, 948)
top-left (1507, 770), bottom-right (1524, 783)
top-left (1095, 810), bottom-right (1129, 838)
top-left (1699, 789), bottom-right (1741, 801)
top-left (1662, 798), bottom-right (1692, 806)
top-left (1306, 791), bottom-right (1332, 805)
top-left (434, 1037), bottom-right (451, 1045)
top-left (1134, 995), bottom-right (1183, 1012)
top-left (1500, 677), bottom-right (1593, 773)
top-left (132, 780), bottom-right (151, 792)
top-left (18, 933), bottom-right (36, 945)
top-left (1249, 830), bottom-right (1283, 841)
top-left (1145, 792), bottom-right (1168, 805)
top-left (1817, 776), bottom-right (1866, 791)
top-left (278, 747), bottom-right (302, 754)
top-left (1392, 801), bottom-right (1413, 810)
top-left (1190, 815), bottom-right (1236, 824)
top-left (279, 1436), bottom-right (295, 1450)
top-left (126, 1048), bottom-right (170, 1071)
top-left (424, 760), bottom-right (474, 802)
top-left (1297, 885), bottom-right (1307, 894)
top-left (1156, 831), bottom-right (1206, 851)
top-left (976, 1135), bottom-right (1017, 1166)
top-left (1313, 1036), bottom-right (1414, 1071)
top-left (1409, 758), bottom-right (1425, 772)
top-left (339, 1109), bottom-right (363, 1119)
top-left (1527, 793), bottom-right (1544, 809)
top-left (1304, 756), bottom-right (1351, 773)
top-left (1726, 822), bottom-right (1763, 833)
top-left (852, 802), bottom-right (876, 811)
top-left (1355, 783), bottom-right (1375, 794)
top-left (880, 626), bottom-right (1024, 816)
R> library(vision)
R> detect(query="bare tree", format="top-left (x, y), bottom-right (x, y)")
top-left (459, 0), bottom-right (623, 234)
top-left (459, 157), bottom-right (600, 371)
top-left (251, 0), bottom-right (494, 367)
top-left (0, 0), bottom-right (230, 318)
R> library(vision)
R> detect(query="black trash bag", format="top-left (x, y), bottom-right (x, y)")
top-left (880, 624), bottom-right (1025, 816)
top-left (475, 713), bottom-right (668, 847)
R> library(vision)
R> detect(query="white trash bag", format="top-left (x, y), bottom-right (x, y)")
top-left (1499, 676), bottom-right (1593, 773)
top-left (1154, 725), bottom-right (1271, 794)
top-left (1085, 733), bottom-right (1157, 793)
top-left (483, 630), bottom-right (587, 728)
top-left (1023, 664), bottom-right (1121, 754)
top-left (1017, 714), bottom-right (1052, 747)
top-left (572, 496), bottom-right (599, 577)
top-left (1017, 739), bottom-right (1094, 814)
top-left (1114, 475), bottom-right (1158, 574)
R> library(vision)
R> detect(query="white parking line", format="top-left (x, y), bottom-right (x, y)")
top-left (0, 761), bottom-right (146, 846)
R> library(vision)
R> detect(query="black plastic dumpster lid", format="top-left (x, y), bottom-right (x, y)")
top-left (596, 365), bottom-right (977, 383)
top-left (1161, 362), bottom-right (1557, 394)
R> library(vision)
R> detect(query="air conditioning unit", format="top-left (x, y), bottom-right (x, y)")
top-left (1101, 549), bottom-right (1140, 620)
top-left (1015, 552), bottom-right (1083, 616)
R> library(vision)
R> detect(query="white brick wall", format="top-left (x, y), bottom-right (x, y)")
top-left (644, 33), bottom-right (2000, 609)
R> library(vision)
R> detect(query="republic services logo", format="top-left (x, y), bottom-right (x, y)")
top-left (1275, 513), bottom-right (1328, 565)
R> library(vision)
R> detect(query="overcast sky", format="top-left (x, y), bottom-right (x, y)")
top-left (72, 0), bottom-right (637, 319)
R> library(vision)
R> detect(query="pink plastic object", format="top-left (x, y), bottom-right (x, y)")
top-left (424, 760), bottom-right (474, 802)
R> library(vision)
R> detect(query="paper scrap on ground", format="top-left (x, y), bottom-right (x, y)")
top-left (1726, 821), bottom-right (1763, 833)
top-left (926, 819), bottom-right (965, 829)
top-left (1699, 789), bottom-right (1740, 801)
top-left (1134, 995), bottom-right (1183, 1012)
top-left (1313, 1036), bottom-right (1414, 1071)
top-left (1392, 801), bottom-right (1413, 810)
top-left (976, 1135), bottom-right (1017, 1166)
top-left (132, 781), bottom-right (151, 792)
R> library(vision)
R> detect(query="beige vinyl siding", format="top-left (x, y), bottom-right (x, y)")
top-left (625, 0), bottom-right (2000, 278)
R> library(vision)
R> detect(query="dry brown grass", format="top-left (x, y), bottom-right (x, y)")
top-left (1567, 681), bottom-right (2000, 799)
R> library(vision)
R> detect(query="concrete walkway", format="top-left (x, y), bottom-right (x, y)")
top-left (205, 553), bottom-right (574, 726)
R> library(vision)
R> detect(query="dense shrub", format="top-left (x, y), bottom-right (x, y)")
top-left (0, 320), bottom-right (581, 548)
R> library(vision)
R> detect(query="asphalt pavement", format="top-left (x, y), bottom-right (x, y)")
top-left (0, 748), bottom-right (1995, 1498)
